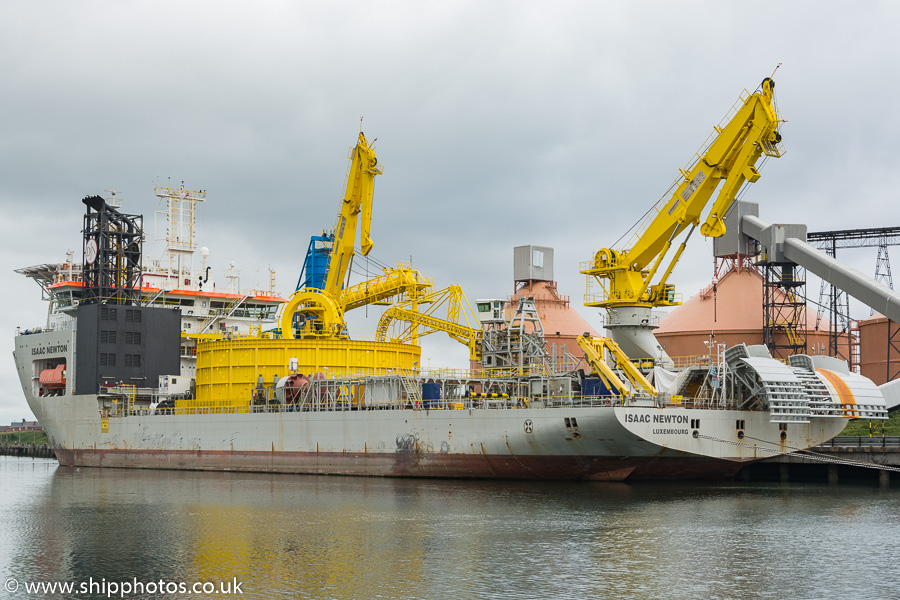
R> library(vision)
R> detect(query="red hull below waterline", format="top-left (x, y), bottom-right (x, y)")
top-left (54, 448), bottom-right (748, 481)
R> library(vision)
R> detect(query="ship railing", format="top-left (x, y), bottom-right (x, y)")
top-left (100, 385), bottom-right (158, 397)
top-left (669, 354), bottom-right (713, 369)
top-left (138, 385), bottom-right (747, 416)
top-left (420, 367), bottom-right (478, 379)
top-left (163, 405), bottom-right (252, 416)
top-left (144, 393), bottom-right (642, 416)
top-left (17, 326), bottom-right (54, 336)
top-left (553, 395), bottom-right (626, 408)
top-left (817, 436), bottom-right (900, 448)
top-left (668, 396), bottom-right (744, 411)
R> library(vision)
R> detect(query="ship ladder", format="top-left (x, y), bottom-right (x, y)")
top-left (141, 287), bottom-right (167, 306)
top-left (199, 294), bottom-right (251, 333)
top-left (398, 374), bottom-right (422, 408)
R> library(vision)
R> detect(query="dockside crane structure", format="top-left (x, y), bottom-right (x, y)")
top-left (581, 77), bottom-right (785, 363)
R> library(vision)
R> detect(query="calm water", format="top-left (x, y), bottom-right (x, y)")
top-left (1, 456), bottom-right (898, 600)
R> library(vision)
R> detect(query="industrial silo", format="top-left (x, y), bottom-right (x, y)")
top-left (655, 267), bottom-right (835, 363)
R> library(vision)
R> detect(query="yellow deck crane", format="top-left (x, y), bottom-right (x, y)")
top-left (576, 334), bottom-right (655, 397)
top-left (375, 285), bottom-right (483, 361)
top-left (581, 77), bottom-right (784, 361)
top-left (279, 133), bottom-right (430, 339)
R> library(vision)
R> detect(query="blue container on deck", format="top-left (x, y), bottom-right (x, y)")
top-left (582, 378), bottom-right (612, 397)
top-left (422, 382), bottom-right (441, 408)
top-left (296, 233), bottom-right (334, 291)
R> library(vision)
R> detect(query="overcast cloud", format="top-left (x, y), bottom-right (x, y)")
top-left (3, 1), bottom-right (899, 423)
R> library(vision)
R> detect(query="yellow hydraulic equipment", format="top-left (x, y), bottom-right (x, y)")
top-left (280, 132), bottom-right (389, 339)
top-left (338, 266), bottom-right (431, 313)
top-left (376, 285), bottom-right (483, 361)
top-left (581, 77), bottom-right (784, 311)
top-left (278, 132), bottom-right (468, 345)
top-left (278, 290), bottom-right (344, 339)
top-left (577, 334), bottom-right (656, 397)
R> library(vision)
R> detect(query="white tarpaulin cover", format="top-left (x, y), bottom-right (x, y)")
top-left (652, 367), bottom-right (679, 395)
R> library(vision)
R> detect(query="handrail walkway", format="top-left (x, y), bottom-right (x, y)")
top-left (815, 436), bottom-right (900, 448)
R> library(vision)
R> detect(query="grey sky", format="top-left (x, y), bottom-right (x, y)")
top-left (3, 1), bottom-right (899, 423)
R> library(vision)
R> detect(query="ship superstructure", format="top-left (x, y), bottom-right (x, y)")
top-left (17, 186), bottom-right (287, 393)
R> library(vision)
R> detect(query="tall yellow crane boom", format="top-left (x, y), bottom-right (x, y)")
top-left (582, 78), bottom-right (783, 311)
top-left (323, 132), bottom-right (381, 298)
top-left (280, 132), bottom-right (390, 339)
top-left (279, 133), bottom-right (442, 341)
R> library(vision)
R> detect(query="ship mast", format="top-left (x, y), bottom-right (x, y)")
top-left (154, 185), bottom-right (206, 288)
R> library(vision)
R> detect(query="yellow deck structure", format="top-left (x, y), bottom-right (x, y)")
top-left (188, 337), bottom-right (421, 410)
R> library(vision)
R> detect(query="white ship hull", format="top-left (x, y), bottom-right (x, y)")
top-left (14, 329), bottom-right (849, 481)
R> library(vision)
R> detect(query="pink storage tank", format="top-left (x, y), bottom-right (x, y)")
top-left (656, 269), bottom-right (836, 362)
top-left (857, 314), bottom-right (900, 385)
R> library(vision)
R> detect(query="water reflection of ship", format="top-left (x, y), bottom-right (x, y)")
top-left (37, 466), bottom-right (638, 597)
top-left (38, 468), bottom-right (437, 597)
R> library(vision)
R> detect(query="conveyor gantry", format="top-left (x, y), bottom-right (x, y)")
top-left (715, 200), bottom-right (900, 324)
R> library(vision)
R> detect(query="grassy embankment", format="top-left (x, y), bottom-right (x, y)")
top-left (0, 430), bottom-right (49, 445)
top-left (839, 411), bottom-right (900, 436)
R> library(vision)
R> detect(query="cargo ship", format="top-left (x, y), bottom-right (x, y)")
top-left (12, 185), bottom-right (888, 480)
top-left (12, 82), bottom-right (892, 480)
top-left (12, 209), bottom-right (885, 480)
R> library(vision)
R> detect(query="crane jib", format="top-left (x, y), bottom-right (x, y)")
top-left (581, 77), bottom-right (783, 317)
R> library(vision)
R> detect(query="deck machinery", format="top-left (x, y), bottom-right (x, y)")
top-left (189, 133), bottom-right (486, 411)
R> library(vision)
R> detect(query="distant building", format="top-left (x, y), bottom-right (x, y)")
top-left (8, 420), bottom-right (42, 432)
